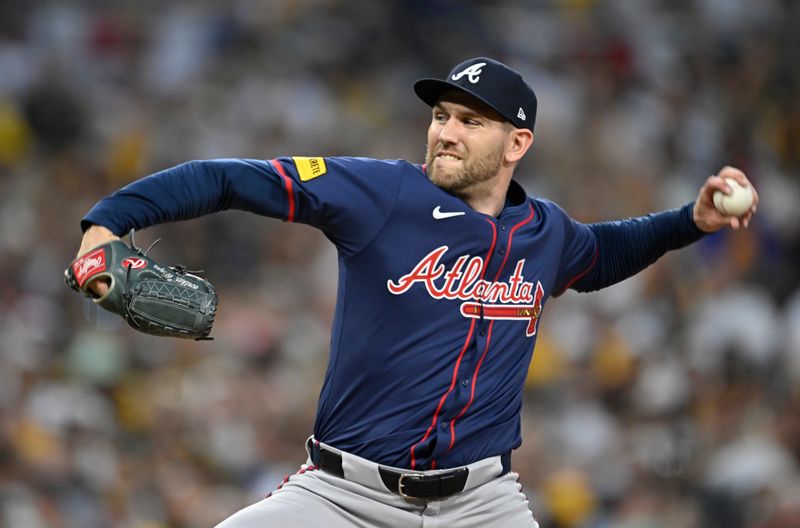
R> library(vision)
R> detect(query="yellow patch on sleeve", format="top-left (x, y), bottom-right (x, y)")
top-left (292, 157), bottom-right (327, 181)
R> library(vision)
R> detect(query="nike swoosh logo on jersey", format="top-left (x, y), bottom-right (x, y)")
top-left (432, 206), bottom-right (466, 220)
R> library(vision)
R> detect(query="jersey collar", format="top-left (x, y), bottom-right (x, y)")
top-left (419, 163), bottom-right (532, 220)
top-left (497, 179), bottom-right (532, 220)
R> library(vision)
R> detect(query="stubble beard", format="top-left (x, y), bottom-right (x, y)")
top-left (425, 143), bottom-right (504, 193)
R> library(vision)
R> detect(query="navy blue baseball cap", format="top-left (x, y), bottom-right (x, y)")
top-left (414, 57), bottom-right (537, 131)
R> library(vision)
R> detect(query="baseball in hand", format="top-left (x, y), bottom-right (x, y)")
top-left (713, 178), bottom-right (754, 217)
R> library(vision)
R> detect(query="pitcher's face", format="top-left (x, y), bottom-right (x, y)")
top-left (425, 92), bottom-right (512, 193)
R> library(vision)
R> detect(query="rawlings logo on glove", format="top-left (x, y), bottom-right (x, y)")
top-left (65, 233), bottom-right (217, 340)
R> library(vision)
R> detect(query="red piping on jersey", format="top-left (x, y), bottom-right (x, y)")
top-left (554, 245), bottom-right (599, 297)
top-left (408, 219), bottom-right (498, 470)
top-left (270, 159), bottom-right (295, 223)
top-left (491, 203), bottom-right (535, 284)
top-left (447, 203), bottom-right (536, 452)
top-left (409, 319), bottom-right (476, 470)
top-left (448, 319), bottom-right (494, 450)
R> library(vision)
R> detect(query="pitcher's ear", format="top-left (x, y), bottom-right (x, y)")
top-left (506, 128), bottom-right (534, 164)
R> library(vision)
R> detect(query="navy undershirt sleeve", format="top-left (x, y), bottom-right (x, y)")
top-left (81, 159), bottom-right (287, 234)
top-left (81, 157), bottom-right (403, 256)
top-left (570, 202), bottom-right (706, 293)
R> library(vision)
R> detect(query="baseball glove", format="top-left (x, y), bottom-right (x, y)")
top-left (65, 232), bottom-right (217, 340)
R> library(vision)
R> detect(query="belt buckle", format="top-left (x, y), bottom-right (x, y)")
top-left (397, 472), bottom-right (422, 499)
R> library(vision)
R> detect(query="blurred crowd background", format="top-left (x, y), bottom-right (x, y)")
top-left (1, 0), bottom-right (799, 527)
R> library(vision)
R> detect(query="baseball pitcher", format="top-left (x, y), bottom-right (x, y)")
top-left (68, 58), bottom-right (758, 527)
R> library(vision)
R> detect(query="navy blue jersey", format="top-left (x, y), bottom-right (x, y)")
top-left (83, 157), bottom-right (702, 469)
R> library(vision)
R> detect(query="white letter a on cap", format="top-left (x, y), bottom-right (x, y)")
top-left (451, 62), bottom-right (487, 84)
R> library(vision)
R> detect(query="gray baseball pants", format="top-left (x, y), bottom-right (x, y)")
top-left (215, 438), bottom-right (538, 528)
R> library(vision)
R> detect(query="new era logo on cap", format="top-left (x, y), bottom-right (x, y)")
top-left (414, 57), bottom-right (538, 131)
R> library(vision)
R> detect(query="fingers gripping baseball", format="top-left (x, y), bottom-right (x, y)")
top-left (692, 166), bottom-right (759, 233)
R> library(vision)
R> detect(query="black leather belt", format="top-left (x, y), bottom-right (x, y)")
top-left (378, 465), bottom-right (469, 499)
top-left (307, 439), bottom-right (511, 500)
